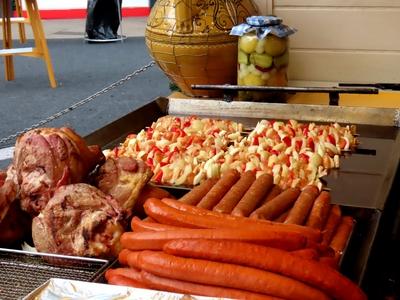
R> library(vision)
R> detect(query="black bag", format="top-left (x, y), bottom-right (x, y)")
top-left (85, 0), bottom-right (122, 40)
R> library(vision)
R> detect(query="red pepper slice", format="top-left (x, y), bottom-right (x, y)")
top-left (295, 140), bottom-right (302, 152)
top-left (210, 128), bottom-right (221, 136)
top-left (270, 149), bottom-right (280, 156)
top-left (152, 145), bottom-right (162, 153)
top-left (302, 127), bottom-right (309, 136)
top-left (307, 137), bottom-right (315, 151)
top-left (173, 117), bottom-right (181, 126)
top-left (299, 153), bottom-right (309, 163)
top-left (283, 136), bottom-right (291, 147)
top-left (162, 146), bottom-right (169, 153)
top-left (146, 127), bottom-right (154, 139)
top-left (171, 126), bottom-right (186, 137)
top-left (287, 127), bottom-right (296, 137)
top-left (253, 136), bottom-right (260, 146)
top-left (285, 155), bottom-right (291, 167)
top-left (186, 136), bottom-right (194, 146)
top-left (153, 170), bottom-right (163, 184)
top-left (146, 157), bottom-right (154, 167)
top-left (166, 150), bottom-right (177, 164)
top-left (328, 134), bottom-right (336, 145)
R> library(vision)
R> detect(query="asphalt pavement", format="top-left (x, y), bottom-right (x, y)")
top-left (0, 17), bottom-right (170, 167)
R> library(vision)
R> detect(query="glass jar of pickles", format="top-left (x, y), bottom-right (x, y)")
top-left (231, 16), bottom-right (296, 101)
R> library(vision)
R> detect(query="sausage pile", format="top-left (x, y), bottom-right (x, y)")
top-left (180, 169), bottom-right (353, 264)
top-left (105, 116), bottom-right (357, 189)
top-left (105, 197), bottom-right (366, 300)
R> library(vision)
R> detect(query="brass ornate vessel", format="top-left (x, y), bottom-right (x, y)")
top-left (145, 0), bottom-right (259, 97)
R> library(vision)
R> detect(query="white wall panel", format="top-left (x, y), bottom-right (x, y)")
top-left (271, 0), bottom-right (400, 83)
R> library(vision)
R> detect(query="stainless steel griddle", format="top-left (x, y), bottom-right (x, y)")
top-left (84, 97), bottom-right (400, 286)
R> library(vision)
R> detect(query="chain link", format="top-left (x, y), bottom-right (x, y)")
top-left (0, 61), bottom-right (155, 146)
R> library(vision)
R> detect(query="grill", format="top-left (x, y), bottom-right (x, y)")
top-left (84, 97), bottom-right (400, 286)
top-left (0, 248), bottom-right (110, 300)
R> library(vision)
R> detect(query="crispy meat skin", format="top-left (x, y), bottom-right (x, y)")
top-left (14, 127), bottom-right (104, 215)
top-left (95, 157), bottom-right (153, 213)
top-left (32, 183), bottom-right (124, 258)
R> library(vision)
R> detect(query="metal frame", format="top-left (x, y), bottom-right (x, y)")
top-left (168, 97), bottom-right (400, 127)
top-left (191, 84), bottom-right (379, 106)
top-left (0, 247), bottom-right (108, 264)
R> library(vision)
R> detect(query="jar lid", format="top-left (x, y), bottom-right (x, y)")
top-left (230, 15), bottom-right (297, 39)
top-left (246, 15), bottom-right (282, 26)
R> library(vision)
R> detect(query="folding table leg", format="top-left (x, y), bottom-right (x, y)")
top-left (1, 0), bottom-right (15, 81)
top-left (25, 0), bottom-right (57, 88)
top-left (15, 0), bottom-right (27, 43)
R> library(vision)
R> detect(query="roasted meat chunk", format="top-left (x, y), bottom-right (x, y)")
top-left (0, 166), bottom-right (18, 222)
top-left (95, 157), bottom-right (153, 213)
top-left (32, 183), bottom-right (124, 258)
top-left (0, 165), bottom-right (31, 246)
top-left (0, 201), bottom-right (31, 247)
top-left (14, 127), bottom-right (104, 215)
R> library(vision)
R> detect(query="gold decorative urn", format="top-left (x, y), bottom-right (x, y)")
top-left (145, 0), bottom-right (259, 97)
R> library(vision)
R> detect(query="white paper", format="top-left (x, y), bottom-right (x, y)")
top-left (23, 278), bottom-right (229, 300)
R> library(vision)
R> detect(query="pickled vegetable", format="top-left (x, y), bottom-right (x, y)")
top-left (239, 35), bottom-right (258, 54)
top-left (233, 16), bottom-right (294, 101)
top-left (249, 53), bottom-right (273, 69)
top-left (238, 51), bottom-right (249, 65)
top-left (243, 73), bottom-right (264, 86)
top-left (237, 34), bottom-right (289, 101)
top-left (264, 35), bottom-right (287, 56)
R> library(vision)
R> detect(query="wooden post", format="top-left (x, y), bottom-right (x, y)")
top-left (1, 0), bottom-right (15, 80)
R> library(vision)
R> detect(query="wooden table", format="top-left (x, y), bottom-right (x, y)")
top-left (0, 0), bottom-right (56, 87)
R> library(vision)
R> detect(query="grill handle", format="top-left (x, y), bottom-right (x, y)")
top-left (191, 84), bottom-right (379, 106)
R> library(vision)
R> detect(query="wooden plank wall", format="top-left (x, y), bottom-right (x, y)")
top-left (251, 0), bottom-right (400, 84)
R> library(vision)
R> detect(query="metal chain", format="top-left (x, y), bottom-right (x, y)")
top-left (0, 61), bottom-right (155, 146)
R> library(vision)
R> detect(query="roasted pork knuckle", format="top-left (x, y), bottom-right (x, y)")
top-left (32, 183), bottom-right (124, 258)
top-left (14, 127), bottom-right (104, 215)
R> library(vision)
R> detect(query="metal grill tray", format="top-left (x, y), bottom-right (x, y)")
top-left (84, 97), bottom-right (399, 288)
top-left (85, 97), bottom-right (400, 210)
top-left (0, 248), bottom-right (111, 300)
